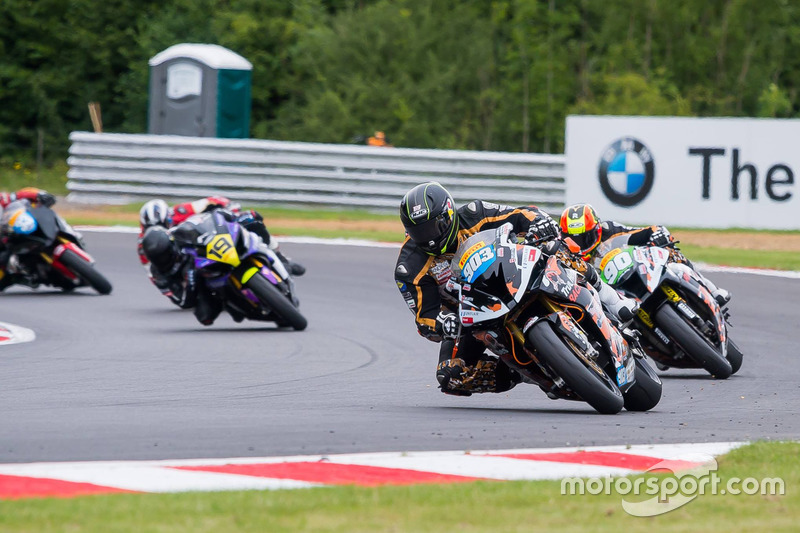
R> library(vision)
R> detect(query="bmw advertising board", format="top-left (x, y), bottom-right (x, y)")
top-left (565, 115), bottom-right (799, 229)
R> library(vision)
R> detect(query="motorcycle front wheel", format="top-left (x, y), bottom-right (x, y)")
top-left (58, 249), bottom-right (112, 295)
top-left (726, 338), bottom-right (743, 375)
top-left (623, 356), bottom-right (662, 412)
top-left (245, 273), bottom-right (307, 331)
top-left (527, 321), bottom-right (624, 414)
top-left (655, 304), bottom-right (732, 379)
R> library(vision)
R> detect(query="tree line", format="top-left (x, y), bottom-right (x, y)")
top-left (1, 0), bottom-right (798, 164)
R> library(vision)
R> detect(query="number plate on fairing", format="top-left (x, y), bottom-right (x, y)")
top-left (206, 234), bottom-right (239, 266)
top-left (460, 245), bottom-right (496, 283)
top-left (599, 247), bottom-right (635, 285)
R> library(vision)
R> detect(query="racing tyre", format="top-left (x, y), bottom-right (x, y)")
top-left (655, 304), bottom-right (732, 379)
top-left (623, 357), bottom-right (662, 412)
top-left (58, 249), bottom-right (112, 295)
top-left (527, 321), bottom-right (624, 414)
top-left (727, 339), bottom-right (743, 375)
top-left (246, 273), bottom-right (307, 331)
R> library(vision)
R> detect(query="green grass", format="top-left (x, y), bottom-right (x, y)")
top-left (0, 161), bottom-right (69, 195)
top-left (673, 226), bottom-right (800, 236)
top-left (678, 243), bottom-right (800, 271)
top-left (0, 441), bottom-right (795, 532)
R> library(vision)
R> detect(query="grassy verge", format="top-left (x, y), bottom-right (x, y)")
top-left (0, 162), bottom-right (69, 194)
top-left (0, 441), bottom-right (795, 532)
top-left (679, 243), bottom-right (800, 271)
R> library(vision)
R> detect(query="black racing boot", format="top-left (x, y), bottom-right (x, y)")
top-left (276, 251), bottom-right (305, 277)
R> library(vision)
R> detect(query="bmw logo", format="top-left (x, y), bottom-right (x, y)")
top-left (598, 137), bottom-right (655, 207)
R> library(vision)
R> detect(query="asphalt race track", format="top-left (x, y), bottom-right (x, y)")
top-left (1, 232), bottom-right (798, 463)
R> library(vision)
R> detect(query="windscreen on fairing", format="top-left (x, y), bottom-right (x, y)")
top-left (450, 229), bottom-right (502, 284)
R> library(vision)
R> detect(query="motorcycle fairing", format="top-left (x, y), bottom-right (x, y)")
top-left (9, 210), bottom-right (37, 234)
top-left (452, 226), bottom-right (540, 325)
top-left (600, 245), bottom-right (669, 293)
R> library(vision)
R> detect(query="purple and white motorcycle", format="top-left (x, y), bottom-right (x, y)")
top-left (171, 211), bottom-right (307, 330)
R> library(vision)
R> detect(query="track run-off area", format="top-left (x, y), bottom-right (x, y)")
top-left (0, 230), bottom-right (798, 495)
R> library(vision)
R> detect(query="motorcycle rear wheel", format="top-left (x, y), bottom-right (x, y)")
top-left (623, 357), bottom-right (662, 412)
top-left (245, 273), bottom-right (307, 331)
top-left (527, 321), bottom-right (624, 414)
top-left (727, 338), bottom-right (743, 375)
top-left (655, 304), bottom-right (732, 379)
top-left (58, 249), bottom-right (112, 295)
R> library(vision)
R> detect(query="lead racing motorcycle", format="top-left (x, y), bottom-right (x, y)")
top-left (595, 236), bottom-right (742, 379)
top-left (448, 223), bottom-right (661, 414)
top-left (0, 200), bottom-right (112, 294)
top-left (171, 211), bottom-right (307, 330)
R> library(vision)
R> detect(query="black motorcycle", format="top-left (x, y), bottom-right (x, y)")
top-left (595, 236), bottom-right (742, 378)
top-left (0, 200), bottom-right (112, 294)
top-left (449, 223), bottom-right (661, 414)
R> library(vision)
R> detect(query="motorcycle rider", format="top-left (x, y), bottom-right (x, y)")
top-left (395, 182), bottom-right (638, 397)
top-left (140, 225), bottom-right (199, 315)
top-left (0, 188), bottom-right (57, 290)
top-left (141, 209), bottom-right (294, 326)
top-left (137, 196), bottom-right (305, 276)
top-left (559, 203), bottom-right (730, 306)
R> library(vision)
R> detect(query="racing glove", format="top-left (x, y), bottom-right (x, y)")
top-left (37, 191), bottom-right (56, 207)
top-left (436, 311), bottom-right (459, 340)
top-left (526, 217), bottom-right (560, 243)
top-left (649, 227), bottom-right (673, 247)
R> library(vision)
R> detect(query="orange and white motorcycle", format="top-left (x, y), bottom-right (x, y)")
top-left (595, 235), bottom-right (742, 379)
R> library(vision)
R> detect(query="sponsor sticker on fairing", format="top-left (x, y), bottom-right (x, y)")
top-left (458, 242), bottom-right (487, 269)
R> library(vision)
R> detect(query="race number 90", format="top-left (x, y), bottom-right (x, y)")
top-left (602, 252), bottom-right (633, 284)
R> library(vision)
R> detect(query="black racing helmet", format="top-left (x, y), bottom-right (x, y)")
top-left (400, 182), bottom-right (459, 255)
top-left (141, 226), bottom-right (179, 271)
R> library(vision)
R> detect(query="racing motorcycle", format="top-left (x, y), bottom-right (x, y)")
top-left (595, 236), bottom-right (742, 378)
top-left (0, 200), bottom-right (112, 294)
top-left (448, 223), bottom-right (661, 414)
top-left (171, 211), bottom-right (307, 330)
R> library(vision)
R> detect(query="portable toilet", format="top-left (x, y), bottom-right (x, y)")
top-left (148, 43), bottom-right (252, 138)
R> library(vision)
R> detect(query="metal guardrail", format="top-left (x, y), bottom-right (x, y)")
top-left (66, 132), bottom-right (566, 213)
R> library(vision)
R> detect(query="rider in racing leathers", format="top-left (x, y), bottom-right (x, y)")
top-left (140, 209), bottom-right (294, 326)
top-left (395, 182), bottom-right (638, 397)
top-left (0, 188), bottom-right (57, 290)
top-left (137, 196), bottom-right (305, 277)
top-left (559, 203), bottom-right (730, 307)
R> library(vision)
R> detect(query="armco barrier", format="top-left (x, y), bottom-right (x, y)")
top-left (66, 132), bottom-right (566, 213)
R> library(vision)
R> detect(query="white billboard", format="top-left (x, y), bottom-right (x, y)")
top-left (565, 115), bottom-right (800, 229)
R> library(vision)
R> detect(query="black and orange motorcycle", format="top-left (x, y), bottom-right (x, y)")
top-left (448, 223), bottom-right (662, 414)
